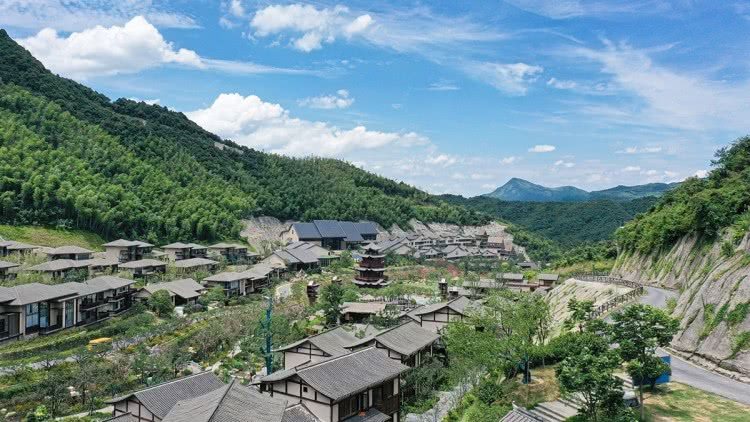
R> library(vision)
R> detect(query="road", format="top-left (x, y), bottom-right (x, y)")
top-left (640, 286), bottom-right (750, 405)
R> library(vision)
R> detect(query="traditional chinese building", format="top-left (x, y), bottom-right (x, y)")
top-left (354, 244), bottom-right (389, 288)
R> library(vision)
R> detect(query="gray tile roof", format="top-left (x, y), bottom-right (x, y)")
top-left (343, 408), bottom-right (390, 422)
top-left (29, 259), bottom-right (90, 272)
top-left (0, 260), bottom-right (20, 270)
top-left (413, 296), bottom-right (475, 316)
top-left (274, 326), bottom-right (359, 357)
top-left (84, 275), bottom-right (135, 291)
top-left (142, 279), bottom-right (204, 300)
top-left (172, 258), bottom-right (218, 269)
top-left (204, 271), bottom-right (249, 283)
top-left (354, 222), bottom-right (379, 236)
top-left (108, 372), bottom-right (225, 419)
top-left (103, 239), bottom-right (153, 248)
top-left (119, 259), bottom-right (167, 269)
top-left (162, 379), bottom-right (288, 422)
top-left (0, 282), bottom-right (79, 306)
top-left (312, 220), bottom-right (347, 238)
top-left (46, 245), bottom-right (93, 255)
top-left (185, 243), bottom-right (207, 249)
top-left (162, 242), bottom-right (191, 249)
top-left (103, 413), bottom-right (139, 422)
top-left (500, 406), bottom-right (544, 421)
top-left (463, 279), bottom-right (503, 289)
top-left (538, 273), bottom-right (559, 281)
top-left (272, 347), bottom-right (408, 402)
top-left (5, 241), bottom-right (38, 251)
top-left (292, 223), bottom-right (322, 240)
top-left (338, 221), bottom-right (364, 242)
top-left (282, 403), bottom-right (322, 422)
top-left (502, 273), bottom-right (524, 281)
top-left (350, 322), bottom-right (439, 357)
top-left (341, 302), bottom-right (387, 315)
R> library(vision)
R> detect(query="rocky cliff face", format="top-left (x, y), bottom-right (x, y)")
top-left (612, 232), bottom-right (750, 377)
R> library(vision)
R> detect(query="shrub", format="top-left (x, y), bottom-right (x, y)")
top-left (147, 290), bottom-right (175, 317)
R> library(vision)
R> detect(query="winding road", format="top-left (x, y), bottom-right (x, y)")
top-left (640, 286), bottom-right (750, 405)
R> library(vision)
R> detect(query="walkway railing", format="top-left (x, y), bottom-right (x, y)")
top-left (572, 273), bottom-right (644, 319)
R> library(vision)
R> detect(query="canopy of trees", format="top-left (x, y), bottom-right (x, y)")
top-left (0, 30), bottom-right (485, 243)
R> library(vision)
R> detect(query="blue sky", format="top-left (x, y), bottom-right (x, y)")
top-left (3, 0), bottom-right (750, 196)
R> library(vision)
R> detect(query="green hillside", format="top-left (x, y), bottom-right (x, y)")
top-left (0, 29), bottom-right (483, 243)
top-left (440, 194), bottom-right (656, 246)
top-left (616, 136), bottom-right (750, 253)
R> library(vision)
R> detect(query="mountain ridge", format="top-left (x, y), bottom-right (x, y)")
top-left (484, 177), bottom-right (679, 202)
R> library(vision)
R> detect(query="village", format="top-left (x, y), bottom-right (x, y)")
top-left (1, 219), bottom-right (747, 422)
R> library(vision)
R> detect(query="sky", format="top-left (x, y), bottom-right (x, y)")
top-left (2, 0), bottom-right (750, 196)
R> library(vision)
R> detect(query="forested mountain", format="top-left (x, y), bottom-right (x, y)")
top-left (0, 29), bottom-right (483, 243)
top-left (483, 178), bottom-right (677, 202)
top-left (441, 194), bottom-right (656, 246)
top-left (616, 136), bottom-right (750, 253)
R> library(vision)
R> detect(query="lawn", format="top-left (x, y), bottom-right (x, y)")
top-left (644, 382), bottom-right (750, 422)
top-left (0, 225), bottom-right (106, 250)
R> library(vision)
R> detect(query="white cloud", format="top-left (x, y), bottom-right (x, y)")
top-left (622, 166), bottom-right (641, 172)
top-left (554, 160), bottom-right (575, 168)
top-left (547, 77), bottom-right (578, 89)
top-left (504, 0), bottom-right (670, 19)
top-left (250, 4), bottom-right (373, 52)
top-left (425, 154), bottom-right (457, 166)
top-left (186, 93), bottom-right (428, 157)
top-left (18, 17), bottom-right (315, 80)
top-left (0, 0), bottom-right (198, 32)
top-left (694, 169), bottom-right (709, 178)
top-left (464, 62), bottom-right (543, 95)
top-left (229, 0), bottom-right (246, 17)
top-left (128, 98), bottom-right (160, 105)
top-left (616, 146), bottom-right (663, 154)
top-left (571, 40), bottom-right (750, 130)
top-left (500, 156), bottom-right (518, 164)
top-left (470, 173), bottom-right (493, 180)
top-left (428, 80), bottom-right (460, 91)
top-left (529, 144), bottom-right (556, 153)
top-left (298, 89), bottom-right (354, 109)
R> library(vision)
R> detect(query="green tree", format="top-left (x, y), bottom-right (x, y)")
top-left (147, 290), bottom-right (175, 317)
top-left (320, 282), bottom-right (345, 327)
top-left (611, 304), bottom-right (679, 420)
top-left (557, 347), bottom-right (622, 422)
top-left (564, 298), bottom-right (595, 333)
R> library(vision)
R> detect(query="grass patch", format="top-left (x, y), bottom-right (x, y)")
top-left (0, 224), bottom-right (105, 250)
top-left (644, 382), bottom-right (750, 422)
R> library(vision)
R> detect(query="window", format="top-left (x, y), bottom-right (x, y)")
top-left (302, 386), bottom-right (308, 393)
top-left (25, 304), bottom-right (39, 328)
top-left (382, 379), bottom-right (394, 398)
top-left (64, 300), bottom-right (75, 327)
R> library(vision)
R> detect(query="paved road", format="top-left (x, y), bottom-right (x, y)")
top-left (640, 286), bottom-right (750, 405)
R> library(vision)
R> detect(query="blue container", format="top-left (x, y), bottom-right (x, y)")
top-left (633, 354), bottom-right (671, 386)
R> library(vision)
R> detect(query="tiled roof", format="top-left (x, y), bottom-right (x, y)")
top-left (312, 220), bottom-right (347, 238)
top-left (204, 271), bottom-right (248, 282)
top-left (358, 321), bottom-right (439, 356)
top-left (103, 239), bottom-right (154, 248)
top-left (538, 273), bottom-right (559, 281)
top-left (292, 223), bottom-right (321, 240)
top-left (282, 403), bottom-right (322, 422)
top-left (85, 275), bottom-right (135, 291)
top-left (172, 258), bottom-right (218, 269)
top-left (502, 273), bottom-right (524, 281)
top-left (102, 413), bottom-right (139, 422)
top-left (413, 296), bottom-right (476, 316)
top-left (341, 302), bottom-right (387, 315)
top-left (271, 347), bottom-right (408, 402)
top-left (0, 260), bottom-right (20, 270)
top-left (143, 279), bottom-right (204, 300)
top-left (29, 259), bottom-right (90, 272)
top-left (342, 408), bottom-right (390, 422)
top-left (46, 245), bottom-right (93, 255)
top-left (500, 407), bottom-right (543, 422)
top-left (338, 221), bottom-right (364, 242)
top-left (274, 326), bottom-right (359, 357)
top-left (354, 222), bottom-right (379, 236)
top-left (0, 282), bottom-right (79, 306)
top-left (108, 372), bottom-right (225, 419)
top-left (5, 241), bottom-right (37, 251)
top-left (185, 243), bottom-right (207, 249)
top-left (119, 259), bottom-right (167, 269)
top-left (162, 379), bottom-right (288, 422)
top-left (162, 242), bottom-right (191, 249)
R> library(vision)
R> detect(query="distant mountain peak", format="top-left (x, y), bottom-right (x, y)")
top-left (483, 178), bottom-right (678, 202)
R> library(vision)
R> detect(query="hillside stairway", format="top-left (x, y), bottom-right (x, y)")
top-left (528, 376), bottom-right (634, 421)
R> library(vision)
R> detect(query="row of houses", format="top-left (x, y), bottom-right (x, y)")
top-left (374, 235), bottom-right (516, 261)
top-left (103, 294), bottom-right (479, 422)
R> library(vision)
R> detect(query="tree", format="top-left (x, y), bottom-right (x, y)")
top-left (564, 298), bottom-right (595, 333)
top-left (611, 304), bottom-right (679, 420)
top-left (320, 282), bottom-right (345, 327)
top-left (148, 290), bottom-right (174, 317)
top-left (556, 347), bottom-right (622, 422)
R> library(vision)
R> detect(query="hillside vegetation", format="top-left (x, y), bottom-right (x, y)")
top-left (483, 177), bottom-right (676, 202)
top-left (0, 225), bottom-right (105, 250)
top-left (441, 195), bottom-right (655, 246)
top-left (617, 136), bottom-right (750, 253)
top-left (0, 30), bottom-right (483, 243)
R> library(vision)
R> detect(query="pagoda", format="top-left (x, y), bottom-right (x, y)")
top-left (354, 243), bottom-right (389, 288)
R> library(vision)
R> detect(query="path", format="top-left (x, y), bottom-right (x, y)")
top-left (640, 286), bottom-right (750, 406)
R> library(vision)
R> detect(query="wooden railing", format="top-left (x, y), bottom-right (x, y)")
top-left (573, 273), bottom-right (644, 319)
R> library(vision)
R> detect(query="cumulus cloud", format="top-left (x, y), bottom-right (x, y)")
top-left (529, 144), bottom-right (556, 153)
top-left (298, 89), bottom-right (354, 109)
top-left (18, 17), bottom-right (313, 80)
top-left (186, 93), bottom-right (428, 157)
top-left (616, 146), bottom-right (663, 154)
top-left (425, 154), bottom-right (458, 166)
top-left (694, 169), bottom-right (709, 178)
top-left (500, 156), bottom-right (518, 164)
top-left (250, 4), bottom-right (373, 52)
top-left (464, 62), bottom-right (543, 95)
top-left (547, 77), bottom-right (578, 89)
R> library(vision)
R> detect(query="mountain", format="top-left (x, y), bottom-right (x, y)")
top-left (441, 194), bottom-right (656, 246)
top-left (0, 29), bottom-right (483, 243)
top-left (483, 178), bottom-right (677, 202)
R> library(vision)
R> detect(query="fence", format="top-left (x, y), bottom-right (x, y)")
top-left (572, 273), bottom-right (644, 319)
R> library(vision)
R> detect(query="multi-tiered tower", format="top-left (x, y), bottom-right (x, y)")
top-left (354, 244), bottom-right (389, 288)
